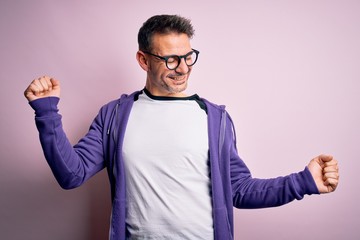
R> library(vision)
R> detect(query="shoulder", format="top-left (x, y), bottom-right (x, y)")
top-left (200, 96), bottom-right (235, 130)
top-left (102, 90), bottom-right (141, 108)
top-left (200, 97), bottom-right (227, 114)
top-left (97, 90), bottom-right (142, 118)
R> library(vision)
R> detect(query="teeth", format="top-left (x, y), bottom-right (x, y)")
top-left (170, 76), bottom-right (184, 81)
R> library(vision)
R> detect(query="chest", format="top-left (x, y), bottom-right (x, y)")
top-left (122, 98), bottom-right (209, 175)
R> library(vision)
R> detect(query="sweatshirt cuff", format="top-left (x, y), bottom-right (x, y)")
top-left (29, 97), bottom-right (60, 117)
top-left (293, 167), bottom-right (320, 196)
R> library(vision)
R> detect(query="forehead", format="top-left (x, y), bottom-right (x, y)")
top-left (151, 33), bottom-right (191, 54)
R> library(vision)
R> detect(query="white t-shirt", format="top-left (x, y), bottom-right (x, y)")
top-left (122, 90), bottom-right (214, 239)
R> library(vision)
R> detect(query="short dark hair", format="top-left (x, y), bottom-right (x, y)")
top-left (138, 15), bottom-right (195, 52)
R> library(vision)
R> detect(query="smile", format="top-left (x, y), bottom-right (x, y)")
top-left (168, 75), bottom-right (186, 81)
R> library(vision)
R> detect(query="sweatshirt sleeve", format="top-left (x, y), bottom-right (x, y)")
top-left (232, 162), bottom-right (320, 209)
top-left (29, 97), bottom-right (106, 189)
top-left (226, 120), bottom-right (320, 209)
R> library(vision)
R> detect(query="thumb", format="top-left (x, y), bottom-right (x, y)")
top-left (50, 78), bottom-right (60, 88)
top-left (318, 154), bottom-right (333, 163)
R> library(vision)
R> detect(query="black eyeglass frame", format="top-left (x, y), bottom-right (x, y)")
top-left (143, 49), bottom-right (200, 70)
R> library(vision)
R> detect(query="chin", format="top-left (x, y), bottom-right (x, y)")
top-left (172, 84), bottom-right (188, 94)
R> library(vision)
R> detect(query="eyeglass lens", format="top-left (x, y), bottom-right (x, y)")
top-left (166, 51), bottom-right (198, 70)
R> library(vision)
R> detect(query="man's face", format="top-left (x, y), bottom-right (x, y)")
top-left (144, 33), bottom-right (193, 97)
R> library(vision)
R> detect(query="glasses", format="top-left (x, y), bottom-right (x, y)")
top-left (143, 49), bottom-right (200, 70)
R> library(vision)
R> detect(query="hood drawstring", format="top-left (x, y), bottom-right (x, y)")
top-left (107, 103), bottom-right (119, 136)
top-left (219, 106), bottom-right (238, 154)
top-left (219, 107), bottom-right (227, 154)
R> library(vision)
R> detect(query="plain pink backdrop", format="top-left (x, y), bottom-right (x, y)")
top-left (1, 0), bottom-right (359, 239)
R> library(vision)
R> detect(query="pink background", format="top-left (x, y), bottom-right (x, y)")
top-left (1, 0), bottom-right (359, 239)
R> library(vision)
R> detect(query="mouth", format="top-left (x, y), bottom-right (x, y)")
top-left (168, 75), bottom-right (187, 83)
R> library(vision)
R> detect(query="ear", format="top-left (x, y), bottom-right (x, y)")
top-left (136, 51), bottom-right (149, 71)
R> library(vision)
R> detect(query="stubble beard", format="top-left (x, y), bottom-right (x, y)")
top-left (162, 74), bottom-right (189, 94)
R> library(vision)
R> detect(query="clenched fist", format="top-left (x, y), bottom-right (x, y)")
top-left (308, 154), bottom-right (339, 194)
top-left (24, 76), bottom-right (60, 102)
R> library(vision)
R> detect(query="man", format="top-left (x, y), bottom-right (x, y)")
top-left (24, 15), bottom-right (339, 240)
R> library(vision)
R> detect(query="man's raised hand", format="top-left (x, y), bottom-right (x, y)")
top-left (24, 76), bottom-right (60, 102)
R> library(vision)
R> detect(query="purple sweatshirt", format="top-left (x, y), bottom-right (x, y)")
top-left (30, 90), bottom-right (319, 240)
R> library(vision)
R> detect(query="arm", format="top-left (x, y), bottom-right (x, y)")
top-left (24, 76), bottom-right (106, 189)
top-left (226, 118), bottom-right (339, 208)
top-left (230, 147), bottom-right (320, 209)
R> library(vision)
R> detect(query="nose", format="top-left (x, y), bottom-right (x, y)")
top-left (175, 58), bottom-right (190, 74)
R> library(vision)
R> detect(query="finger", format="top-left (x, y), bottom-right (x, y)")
top-left (50, 77), bottom-right (60, 88)
top-left (324, 174), bottom-right (339, 185)
top-left (30, 80), bottom-right (43, 96)
top-left (36, 77), bottom-right (51, 92)
top-left (25, 82), bottom-right (44, 100)
top-left (323, 172), bottom-right (339, 181)
top-left (324, 177), bottom-right (338, 191)
top-left (24, 83), bottom-right (38, 97)
top-left (39, 76), bottom-right (50, 91)
top-left (323, 165), bottom-right (338, 173)
top-left (45, 77), bottom-right (53, 91)
top-left (324, 159), bottom-right (338, 167)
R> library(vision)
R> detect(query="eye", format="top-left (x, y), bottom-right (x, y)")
top-left (167, 56), bottom-right (177, 63)
top-left (185, 52), bottom-right (195, 63)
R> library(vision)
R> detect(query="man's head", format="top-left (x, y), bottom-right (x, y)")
top-left (136, 15), bottom-right (198, 97)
